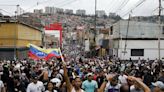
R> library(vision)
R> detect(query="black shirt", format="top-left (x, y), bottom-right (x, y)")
top-left (143, 73), bottom-right (154, 86)
top-left (96, 76), bottom-right (104, 88)
top-left (14, 82), bottom-right (26, 92)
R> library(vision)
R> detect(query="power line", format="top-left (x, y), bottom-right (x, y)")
top-left (0, 9), bottom-right (14, 16)
top-left (57, 0), bottom-right (77, 7)
top-left (121, 0), bottom-right (147, 18)
top-left (0, 4), bottom-right (19, 15)
top-left (115, 0), bottom-right (130, 14)
top-left (23, 0), bottom-right (74, 12)
top-left (105, 0), bottom-right (115, 10)
top-left (47, 0), bottom-right (67, 6)
top-left (24, 0), bottom-right (56, 11)
top-left (151, 7), bottom-right (159, 16)
top-left (24, 4), bottom-right (38, 11)
top-left (0, 4), bottom-right (17, 6)
top-left (106, 0), bottom-right (119, 13)
top-left (39, 0), bottom-right (53, 5)
top-left (11, 0), bottom-right (71, 16)
top-left (121, 0), bottom-right (146, 17)
top-left (38, 0), bottom-right (71, 8)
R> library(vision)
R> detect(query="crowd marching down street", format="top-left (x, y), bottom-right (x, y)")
top-left (1, 0), bottom-right (164, 91)
top-left (0, 53), bottom-right (163, 92)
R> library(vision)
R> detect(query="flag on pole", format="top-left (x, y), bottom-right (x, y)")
top-left (27, 44), bottom-right (61, 60)
top-left (58, 48), bottom-right (66, 65)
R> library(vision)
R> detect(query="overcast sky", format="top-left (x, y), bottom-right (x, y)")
top-left (0, 0), bottom-right (163, 18)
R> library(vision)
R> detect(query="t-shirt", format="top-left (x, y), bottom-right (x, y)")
top-left (96, 76), bottom-right (104, 88)
top-left (14, 82), bottom-right (26, 92)
top-left (26, 81), bottom-right (45, 92)
top-left (82, 80), bottom-right (98, 92)
top-left (130, 85), bottom-right (144, 92)
top-left (105, 82), bottom-right (121, 92)
top-left (71, 87), bottom-right (85, 92)
top-left (45, 90), bottom-right (58, 92)
top-left (0, 80), bottom-right (4, 92)
top-left (118, 75), bottom-right (127, 84)
top-left (143, 74), bottom-right (154, 86)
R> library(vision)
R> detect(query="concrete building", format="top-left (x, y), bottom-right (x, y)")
top-left (109, 13), bottom-right (116, 17)
top-left (45, 7), bottom-right (64, 14)
top-left (110, 20), bottom-right (164, 60)
top-left (96, 10), bottom-right (106, 17)
top-left (34, 9), bottom-right (43, 14)
top-left (96, 29), bottom-right (110, 56)
top-left (64, 9), bottom-right (73, 14)
top-left (76, 9), bottom-right (86, 16)
top-left (45, 7), bottom-right (55, 14)
top-left (55, 8), bottom-right (64, 13)
top-left (0, 21), bottom-right (42, 60)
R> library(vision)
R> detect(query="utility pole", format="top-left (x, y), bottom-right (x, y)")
top-left (158, 0), bottom-right (161, 61)
top-left (123, 14), bottom-right (131, 56)
top-left (14, 4), bottom-right (19, 61)
top-left (95, 0), bottom-right (97, 34)
top-left (89, 0), bottom-right (97, 58)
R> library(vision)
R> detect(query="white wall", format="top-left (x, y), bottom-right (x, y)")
top-left (45, 30), bottom-right (60, 38)
top-left (85, 40), bottom-right (90, 51)
top-left (112, 20), bottom-right (164, 39)
top-left (117, 40), bottom-right (164, 60)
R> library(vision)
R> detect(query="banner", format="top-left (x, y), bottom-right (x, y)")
top-left (27, 44), bottom-right (61, 60)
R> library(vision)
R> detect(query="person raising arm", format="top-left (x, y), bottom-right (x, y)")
top-left (63, 62), bottom-right (84, 92)
top-left (128, 76), bottom-right (151, 92)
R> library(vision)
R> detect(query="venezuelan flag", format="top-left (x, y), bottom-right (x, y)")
top-left (27, 44), bottom-right (61, 60)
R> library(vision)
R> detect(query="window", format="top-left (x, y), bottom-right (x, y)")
top-left (162, 26), bottom-right (164, 34)
top-left (110, 26), bottom-right (113, 35)
top-left (131, 49), bottom-right (144, 56)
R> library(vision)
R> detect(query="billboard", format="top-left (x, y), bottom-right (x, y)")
top-left (44, 23), bottom-right (62, 47)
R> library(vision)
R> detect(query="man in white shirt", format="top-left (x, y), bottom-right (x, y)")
top-left (0, 79), bottom-right (5, 92)
top-left (27, 74), bottom-right (45, 92)
top-left (104, 75), bottom-right (121, 92)
top-left (118, 72), bottom-right (128, 84)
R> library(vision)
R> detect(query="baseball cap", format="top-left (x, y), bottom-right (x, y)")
top-left (31, 74), bottom-right (38, 80)
top-left (87, 73), bottom-right (93, 77)
top-left (50, 78), bottom-right (61, 87)
top-left (152, 81), bottom-right (164, 89)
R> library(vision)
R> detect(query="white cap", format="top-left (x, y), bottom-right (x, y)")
top-left (50, 78), bottom-right (61, 87)
top-left (87, 73), bottom-right (93, 77)
top-left (162, 69), bottom-right (164, 72)
top-left (15, 64), bottom-right (21, 69)
top-left (152, 81), bottom-right (164, 89)
top-left (7, 60), bottom-right (10, 64)
top-left (103, 69), bottom-right (107, 72)
top-left (59, 69), bottom-right (64, 75)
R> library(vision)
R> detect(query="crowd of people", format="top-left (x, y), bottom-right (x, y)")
top-left (0, 56), bottom-right (163, 92)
